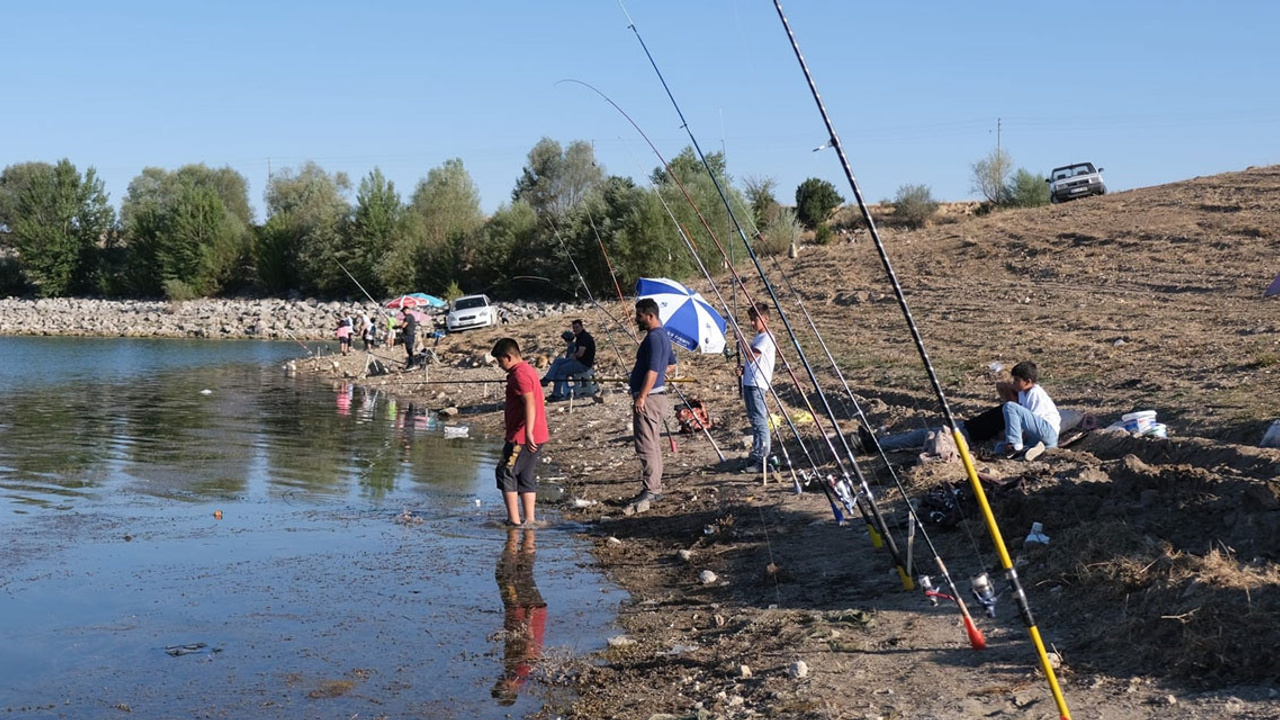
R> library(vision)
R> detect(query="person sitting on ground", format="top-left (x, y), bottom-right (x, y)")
top-left (493, 337), bottom-right (549, 527)
top-left (860, 360), bottom-right (1059, 462)
top-left (541, 319), bottom-right (596, 400)
top-left (995, 360), bottom-right (1059, 460)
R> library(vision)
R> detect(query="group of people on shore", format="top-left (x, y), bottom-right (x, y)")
top-left (336, 311), bottom-right (447, 367)
top-left (489, 299), bottom-right (1061, 526)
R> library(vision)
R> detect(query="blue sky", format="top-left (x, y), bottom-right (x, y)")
top-left (5, 1), bottom-right (1278, 220)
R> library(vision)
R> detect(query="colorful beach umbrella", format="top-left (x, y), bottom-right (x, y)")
top-left (636, 277), bottom-right (726, 354)
top-left (384, 293), bottom-right (446, 310)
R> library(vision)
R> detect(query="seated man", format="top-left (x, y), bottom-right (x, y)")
top-left (859, 361), bottom-right (1059, 462)
top-left (541, 319), bottom-right (596, 400)
top-left (995, 361), bottom-right (1059, 459)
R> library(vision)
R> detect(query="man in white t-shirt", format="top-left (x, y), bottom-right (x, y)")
top-left (998, 361), bottom-right (1060, 461)
top-left (739, 302), bottom-right (777, 474)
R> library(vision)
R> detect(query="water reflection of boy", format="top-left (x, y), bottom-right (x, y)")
top-left (336, 382), bottom-right (352, 415)
top-left (492, 528), bottom-right (547, 706)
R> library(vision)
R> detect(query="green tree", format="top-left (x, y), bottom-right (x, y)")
top-left (387, 158), bottom-right (483, 295)
top-left (348, 168), bottom-right (401, 299)
top-left (263, 162), bottom-right (351, 295)
top-left (1006, 168), bottom-right (1050, 208)
top-left (4, 159), bottom-right (115, 296)
top-left (512, 138), bottom-right (604, 218)
top-left (127, 184), bottom-right (243, 298)
top-left (794, 177), bottom-right (844, 229)
top-left (743, 175), bottom-right (780, 230)
top-left (649, 148), bottom-right (747, 276)
top-left (461, 200), bottom-right (538, 294)
top-left (0, 162), bottom-right (54, 234)
top-left (971, 147), bottom-right (1014, 204)
top-left (121, 165), bottom-right (251, 297)
top-left (891, 183), bottom-right (939, 229)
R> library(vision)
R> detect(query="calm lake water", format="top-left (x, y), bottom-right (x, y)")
top-left (0, 338), bottom-right (617, 718)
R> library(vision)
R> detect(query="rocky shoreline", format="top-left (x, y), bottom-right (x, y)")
top-left (0, 296), bottom-right (591, 341)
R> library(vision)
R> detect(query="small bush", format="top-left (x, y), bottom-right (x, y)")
top-left (811, 223), bottom-right (833, 245)
top-left (756, 206), bottom-right (801, 256)
top-left (163, 279), bottom-right (199, 302)
top-left (1006, 168), bottom-right (1050, 207)
top-left (891, 184), bottom-right (939, 229)
top-left (444, 280), bottom-right (463, 301)
top-left (795, 178), bottom-right (844, 229)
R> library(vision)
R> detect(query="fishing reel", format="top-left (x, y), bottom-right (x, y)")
top-left (971, 572), bottom-right (998, 618)
top-left (919, 575), bottom-right (940, 607)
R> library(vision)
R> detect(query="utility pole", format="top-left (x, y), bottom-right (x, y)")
top-left (996, 118), bottom-right (1002, 154)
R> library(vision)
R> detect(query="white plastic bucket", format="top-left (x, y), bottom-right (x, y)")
top-left (1141, 423), bottom-right (1168, 438)
top-left (1122, 410), bottom-right (1157, 434)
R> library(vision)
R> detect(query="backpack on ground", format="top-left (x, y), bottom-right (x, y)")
top-left (677, 398), bottom-right (712, 434)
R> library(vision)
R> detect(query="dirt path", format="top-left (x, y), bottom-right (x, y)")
top-left (316, 166), bottom-right (1280, 719)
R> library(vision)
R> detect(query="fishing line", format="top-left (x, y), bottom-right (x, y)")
top-left (618, 135), bottom-right (823, 498)
top-left (613, 3), bottom-right (918, 589)
top-left (569, 77), bottom-right (888, 555)
top-left (770, 2), bottom-right (1071, 714)
top-left (607, 65), bottom-right (980, 651)
top-left (583, 207), bottom-right (629, 316)
top-left (547, 217), bottom-right (632, 375)
top-left (547, 217), bottom-right (724, 460)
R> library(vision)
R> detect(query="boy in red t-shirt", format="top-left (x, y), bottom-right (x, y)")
top-left (492, 338), bottom-right (549, 526)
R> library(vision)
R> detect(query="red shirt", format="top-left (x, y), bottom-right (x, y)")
top-left (504, 361), bottom-right (549, 445)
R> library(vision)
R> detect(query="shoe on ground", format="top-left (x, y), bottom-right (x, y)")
top-left (856, 425), bottom-right (880, 455)
top-left (547, 394), bottom-right (567, 401)
top-left (741, 463), bottom-right (763, 474)
top-left (630, 490), bottom-right (662, 504)
top-left (1004, 441), bottom-right (1046, 462)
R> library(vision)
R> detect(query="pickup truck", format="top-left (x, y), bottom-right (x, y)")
top-left (1047, 162), bottom-right (1107, 204)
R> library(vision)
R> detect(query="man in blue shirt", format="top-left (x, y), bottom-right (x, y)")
top-left (628, 298), bottom-right (671, 506)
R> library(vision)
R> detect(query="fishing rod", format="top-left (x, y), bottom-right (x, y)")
top-left (571, 68), bottom-right (908, 579)
top-left (282, 328), bottom-right (317, 357)
top-left (577, 204), bottom-right (732, 464)
top-left (546, 219), bottom-right (728, 462)
top-left (618, 137), bottom-right (818, 498)
top-left (613, 5), bottom-right (917, 562)
top-left (584, 208), bottom-right (629, 318)
top-left (546, 218), bottom-right (632, 373)
top-left (547, 219), bottom-right (714, 459)
top-left (382, 376), bottom-right (698, 387)
top-left (770, 2), bottom-right (1069, 714)
top-left (718, 197), bottom-right (990, 648)
top-left (573, 79), bottom-right (880, 543)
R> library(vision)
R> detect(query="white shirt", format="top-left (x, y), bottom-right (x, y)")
top-left (742, 332), bottom-right (776, 388)
top-left (1019, 384), bottom-right (1061, 433)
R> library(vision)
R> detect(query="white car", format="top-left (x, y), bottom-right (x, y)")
top-left (445, 294), bottom-right (499, 332)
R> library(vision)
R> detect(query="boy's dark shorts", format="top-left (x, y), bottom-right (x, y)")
top-left (496, 442), bottom-right (539, 494)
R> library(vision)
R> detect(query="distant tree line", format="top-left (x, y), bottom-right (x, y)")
top-left (0, 139), bottom-right (778, 302)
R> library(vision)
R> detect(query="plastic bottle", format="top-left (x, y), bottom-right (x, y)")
top-left (1025, 521), bottom-right (1050, 546)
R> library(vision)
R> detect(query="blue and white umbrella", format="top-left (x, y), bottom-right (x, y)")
top-left (636, 277), bottom-right (727, 354)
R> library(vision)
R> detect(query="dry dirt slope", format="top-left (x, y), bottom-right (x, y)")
top-left (771, 164), bottom-right (1279, 442)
